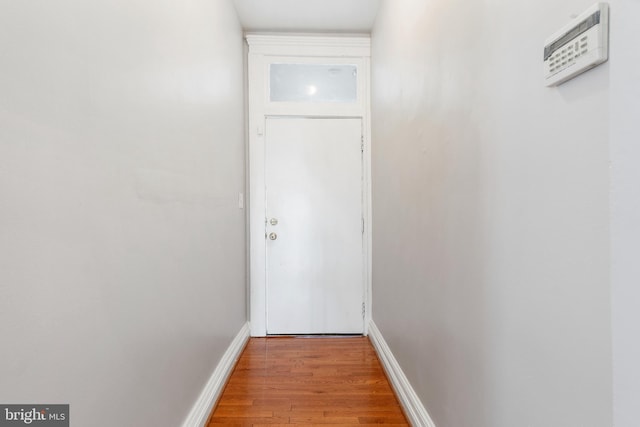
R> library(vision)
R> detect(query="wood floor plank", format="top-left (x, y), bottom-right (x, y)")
top-left (208, 337), bottom-right (409, 426)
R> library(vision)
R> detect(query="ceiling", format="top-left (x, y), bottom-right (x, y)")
top-left (231, 0), bottom-right (382, 33)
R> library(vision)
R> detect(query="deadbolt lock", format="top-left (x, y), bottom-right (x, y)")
top-left (270, 218), bottom-right (279, 226)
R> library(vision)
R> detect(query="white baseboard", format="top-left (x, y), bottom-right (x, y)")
top-left (181, 322), bottom-right (250, 427)
top-left (368, 320), bottom-right (436, 427)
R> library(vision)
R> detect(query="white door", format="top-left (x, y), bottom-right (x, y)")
top-left (265, 117), bottom-right (364, 335)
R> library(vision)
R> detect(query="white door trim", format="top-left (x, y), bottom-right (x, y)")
top-left (246, 34), bottom-right (372, 337)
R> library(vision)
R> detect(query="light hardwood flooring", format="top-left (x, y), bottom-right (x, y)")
top-left (208, 336), bottom-right (409, 426)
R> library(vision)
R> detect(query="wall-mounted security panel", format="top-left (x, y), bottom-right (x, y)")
top-left (544, 3), bottom-right (609, 87)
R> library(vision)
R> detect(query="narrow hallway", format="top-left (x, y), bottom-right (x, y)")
top-left (2, 1), bottom-right (639, 426)
top-left (209, 337), bottom-right (408, 426)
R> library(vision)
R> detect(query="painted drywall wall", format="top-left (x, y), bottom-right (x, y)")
top-left (0, 1), bottom-right (246, 426)
top-left (371, 1), bottom-right (612, 426)
top-left (610, 0), bottom-right (640, 425)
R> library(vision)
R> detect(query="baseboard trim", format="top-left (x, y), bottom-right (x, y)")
top-left (181, 322), bottom-right (250, 427)
top-left (368, 320), bottom-right (436, 427)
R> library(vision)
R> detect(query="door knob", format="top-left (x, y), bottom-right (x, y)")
top-left (270, 218), bottom-right (279, 226)
top-left (269, 232), bottom-right (278, 241)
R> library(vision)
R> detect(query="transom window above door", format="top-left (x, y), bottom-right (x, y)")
top-left (269, 64), bottom-right (358, 103)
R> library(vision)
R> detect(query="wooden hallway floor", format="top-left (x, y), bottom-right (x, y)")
top-left (208, 336), bottom-right (410, 426)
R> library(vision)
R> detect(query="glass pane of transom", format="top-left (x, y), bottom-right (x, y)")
top-left (270, 64), bottom-right (358, 103)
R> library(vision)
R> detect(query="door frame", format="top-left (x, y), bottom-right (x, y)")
top-left (246, 34), bottom-right (372, 337)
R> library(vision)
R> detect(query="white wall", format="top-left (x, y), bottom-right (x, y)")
top-left (371, 1), bottom-right (612, 426)
top-left (610, 0), bottom-right (640, 425)
top-left (0, 1), bottom-right (246, 426)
